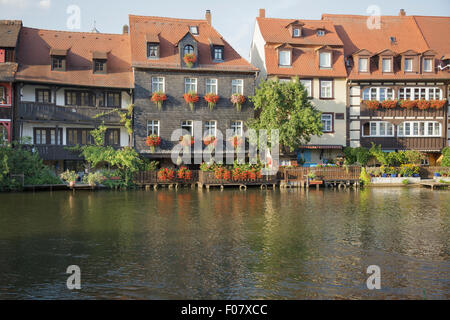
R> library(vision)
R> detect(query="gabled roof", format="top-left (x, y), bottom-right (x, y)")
top-left (0, 63), bottom-right (18, 82)
top-left (352, 49), bottom-right (372, 56)
top-left (15, 27), bottom-right (133, 88)
top-left (0, 20), bottom-right (22, 48)
top-left (373, 49), bottom-right (397, 56)
top-left (129, 15), bottom-right (256, 72)
top-left (413, 16), bottom-right (450, 58)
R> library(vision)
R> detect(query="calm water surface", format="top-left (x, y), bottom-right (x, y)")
top-left (0, 188), bottom-right (448, 300)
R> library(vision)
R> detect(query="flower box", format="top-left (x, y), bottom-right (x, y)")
top-left (204, 93), bottom-right (219, 111)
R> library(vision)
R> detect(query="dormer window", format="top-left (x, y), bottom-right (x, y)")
top-left (184, 45), bottom-right (194, 56)
top-left (279, 50), bottom-right (291, 66)
top-left (382, 58), bottom-right (392, 72)
top-left (50, 48), bottom-right (67, 71)
top-left (424, 58), bottom-right (433, 72)
top-left (293, 28), bottom-right (301, 38)
top-left (405, 58), bottom-right (413, 72)
top-left (147, 43), bottom-right (159, 59)
top-left (52, 56), bottom-right (64, 70)
top-left (214, 46), bottom-right (224, 61)
top-left (317, 29), bottom-right (325, 37)
top-left (319, 52), bottom-right (331, 68)
top-left (189, 26), bottom-right (199, 35)
top-left (359, 58), bottom-right (368, 72)
top-left (93, 59), bottom-right (106, 74)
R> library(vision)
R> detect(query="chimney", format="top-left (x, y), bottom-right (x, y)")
top-left (205, 10), bottom-right (212, 25)
top-left (399, 9), bottom-right (406, 16)
top-left (259, 8), bottom-right (266, 18)
top-left (123, 24), bottom-right (129, 34)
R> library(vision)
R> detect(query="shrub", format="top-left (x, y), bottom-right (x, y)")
top-left (402, 179), bottom-right (410, 185)
top-left (360, 167), bottom-right (371, 186)
top-left (442, 147), bottom-right (450, 167)
top-left (82, 172), bottom-right (106, 186)
top-left (60, 170), bottom-right (78, 184)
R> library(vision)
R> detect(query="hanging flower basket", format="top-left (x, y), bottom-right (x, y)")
top-left (229, 136), bottom-right (244, 149)
top-left (177, 167), bottom-right (192, 180)
top-left (417, 100), bottom-right (431, 110)
top-left (151, 92), bottom-right (167, 111)
top-left (381, 100), bottom-right (398, 109)
top-left (183, 92), bottom-right (199, 111)
top-left (204, 93), bottom-right (220, 111)
top-left (430, 99), bottom-right (447, 109)
top-left (179, 135), bottom-right (195, 147)
top-left (183, 53), bottom-right (197, 68)
top-left (146, 135), bottom-right (161, 153)
top-left (363, 100), bottom-right (380, 110)
top-left (203, 135), bottom-right (217, 150)
top-left (231, 94), bottom-right (246, 112)
top-left (399, 100), bottom-right (418, 109)
top-left (158, 168), bottom-right (175, 181)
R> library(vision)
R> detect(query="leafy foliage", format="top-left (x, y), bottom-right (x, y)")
top-left (344, 147), bottom-right (371, 166)
top-left (248, 78), bottom-right (323, 152)
top-left (442, 147), bottom-right (450, 167)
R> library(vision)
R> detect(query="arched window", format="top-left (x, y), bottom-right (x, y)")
top-left (184, 45), bottom-right (194, 56)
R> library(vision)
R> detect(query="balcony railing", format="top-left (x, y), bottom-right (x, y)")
top-left (22, 145), bottom-right (82, 161)
top-left (17, 102), bottom-right (124, 125)
top-left (360, 137), bottom-right (446, 151)
top-left (360, 101), bottom-right (447, 118)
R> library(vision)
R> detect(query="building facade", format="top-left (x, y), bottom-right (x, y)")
top-left (14, 27), bottom-right (133, 171)
top-left (324, 12), bottom-right (449, 165)
top-left (250, 9), bottom-right (348, 166)
top-left (129, 12), bottom-right (258, 165)
top-left (0, 20), bottom-right (21, 143)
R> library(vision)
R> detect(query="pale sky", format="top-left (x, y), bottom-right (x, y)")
top-left (1, 0), bottom-right (449, 59)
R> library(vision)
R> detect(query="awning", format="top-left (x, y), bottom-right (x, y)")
top-left (50, 48), bottom-right (68, 56)
top-left (92, 51), bottom-right (108, 60)
top-left (298, 145), bottom-right (343, 150)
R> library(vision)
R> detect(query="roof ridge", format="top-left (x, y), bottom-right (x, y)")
top-left (21, 26), bottom-right (127, 37)
top-left (129, 14), bottom-right (206, 23)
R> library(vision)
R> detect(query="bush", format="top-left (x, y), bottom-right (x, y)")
top-left (82, 172), bottom-right (106, 186)
top-left (344, 147), bottom-right (371, 166)
top-left (442, 147), bottom-right (450, 167)
top-left (60, 170), bottom-right (78, 184)
top-left (360, 168), bottom-right (371, 185)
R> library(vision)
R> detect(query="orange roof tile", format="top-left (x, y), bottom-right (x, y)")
top-left (129, 15), bottom-right (256, 72)
top-left (413, 16), bottom-right (450, 58)
top-left (16, 27), bottom-right (133, 88)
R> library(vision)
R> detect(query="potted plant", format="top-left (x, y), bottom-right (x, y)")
top-left (434, 172), bottom-right (441, 177)
top-left (158, 168), bottom-right (175, 181)
top-left (229, 136), bottom-right (244, 150)
top-left (231, 94), bottom-right (246, 112)
top-left (381, 100), bottom-right (398, 109)
top-left (151, 92), bottom-right (167, 111)
top-left (204, 93), bottom-right (220, 111)
top-left (179, 135), bottom-right (195, 147)
top-left (417, 100), bottom-right (431, 110)
top-left (60, 170), bottom-right (78, 187)
top-left (84, 172), bottom-right (106, 187)
top-left (307, 172), bottom-right (317, 182)
top-left (203, 135), bottom-right (217, 151)
top-left (0, 98), bottom-right (6, 105)
top-left (183, 53), bottom-right (197, 68)
top-left (146, 135), bottom-right (162, 153)
top-left (363, 100), bottom-right (380, 110)
top-left (183, 92), bottom-right (199, 111)
top-left (430, 99), bottom-right (447, 110)
top-left (177, 167), bottom-right (192, 180)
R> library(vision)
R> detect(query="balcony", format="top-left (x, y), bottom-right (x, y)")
top-left (17, 102), bottom-right (124, 125)
top-left (361, 137), bottom-right (446, 151)
top-left (23, 145), bottom-right (82, 161)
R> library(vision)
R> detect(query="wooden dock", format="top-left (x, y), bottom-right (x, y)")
top-left (420, 180), bottom-right (449, 190)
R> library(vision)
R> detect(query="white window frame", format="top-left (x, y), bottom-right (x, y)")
top-left (382, 58), bottom-right (392, 72)
top-left (204, 120), bottom-right (217, 137)
top-left (0, 87), bottom-right (5, 102)
top-left (424, 58), bottom-right (433, 72)
top-left (151, 77), bottom-right (165, 93)
top-left (321, 114), bottom-right (333, 133)
top-left (181, 120), bottom-right (194, 135)
top-left (206, 79), bottom-right (218, 94)
top-left (319, 52), bottom-right (331, 68)
top-left (300, 79), bottom-right (312, 97)
top-left (363, 121), bottom-right (395, 137)
top-left (184, 45), bottom-right (194, 56)
top-left (317, 30), bottom-right (325, 37)
top-left (0, 126), bottom-right (7, 143)
top-left (398, 87), bottom-right (442, 101)
top-left (362, 87), bottom-right (395, 101)
top-left (279, 50), bottom-right (291, 66)
top-left (184, 78), bottom-right (197, 93)
top-left (404, 58), bottom-right (413, 72)
top-left (189, 26), bottom-right (199, 35)
top-left (398, 121), bottom-right (441, 137)
top-left (359, 58), bottom-right (368, 72)
top-left (232, 79), bottom-right (244, 95)
top-left (147, 120), bottom-right (160, 136)
top-left (293, 28), bottom-right (301, 37)
top-left (320, 80), bottom-right (333, 98)
top-left (214, 47), bottom-right (224, 61)
top-left (231, 121), bottom-right (243, 136)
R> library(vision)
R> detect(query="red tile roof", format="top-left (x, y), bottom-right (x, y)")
top-left (15, 27), bottom-right (133, 88)
top-left (0, 20), bottom-right (22, 48)
top-left (0, 63), bottom-right (17, 82)
top-left (322, 14), bottom-right (450, 80)
top-left (256, 17), bottom-right (347, 78)
top-left (129, 15), bottom-right (257, 72)
top-left (413, 16), bottom-right (450, 59)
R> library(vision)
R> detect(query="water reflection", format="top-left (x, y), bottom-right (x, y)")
top-left (0, 188), bottom-right (448, 299)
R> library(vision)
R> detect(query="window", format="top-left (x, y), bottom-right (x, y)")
top-left (300, 79), bottom-right (312, 97)
top-left (106, 92), bottom-right (121, 108)
top-left (0, 126), bottom-right (7, 143)
top-left (204, 121), bottom-right (217, 137)
top-left (359, 58), bottom-right (368, 72)
top-left (382, 58), bottom-right (392, 72)
top-left (65, 91), bottom-right (95, 107)
top-left (94, 60), bottom-right (106, 73)
top-left (181, 121), bottom-right (193, 135)
top-left (279, 78), bottom-right (291, 83)
top-left (0, 86), bottom-right (5, 103)
top-left (293, 28), bottom-right (301, 37)
top-left (152, 77), bottom-right (165, 93)
top-left (404, 58), bottom-right (413, 72)
top-left (424, 58), bottom-right (433, 72)
top-left (362, 87), bottom-right (394, 101)
top-left (147, 43), bottom-right (159, 59)
top-left (321, 114), bottom-right (333, 133)
top-left (232, 79), bottom-right (244, 95)
top-left (231, 121), bottom-right (243, 136)
top-left (185, 78), bottom-right (197, 93)
top-left (34, 128), bottom-right (47, 145)
top-left (319, 52), bottom-right (331, 68)
top-left (214, 47), bottom-right (224, 61)
top-left (363, 122), bottom-right (394, 137)
top-left (206, 79), bottom-right (218, 94)
top-left (51, 57), bottom-right (64, 70)
top-left (279, 50), bottom-right (291, 66)
top-left (189, 26), bottom-right (199, 35)
top-left (36, 89), bottom-right (51, 103)
top-left (184, 45), bottom-right (194, 56)
top-left (398, 87), bottom-right (442, 100)
top-left (398, 122), bottom-right (441, 137)
top-left (66, 128), bottom-right (95, 145)
top-left (317, 30), bottom-right (325, 36)
top-left (147, 120), bottom-right (160, 136)
top-left (320, 80), bottom-right (333, 99)
top-left (105, 129), bottom-right (120, 146)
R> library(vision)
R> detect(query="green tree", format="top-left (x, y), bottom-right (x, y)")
top-left (248, 78), bottom-right (323, 152)
top-left (442, 147), bottom-right (450, 167)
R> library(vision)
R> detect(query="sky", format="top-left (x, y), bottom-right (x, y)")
top-left (1, 0), bottom-right (449, 59)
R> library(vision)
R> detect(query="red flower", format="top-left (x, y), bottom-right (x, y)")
top-left (179, 135), bottom-right (195, 147)
top-left (204, 93), bottom-right (220, 110)
top-left (399, 100), bottom-right (418, 109)
top-left (430, 99), bottom-right (447, 109)
top-left (381, 100), bottom-right (398, 109)
top-left (177, 167), bottom-right (192, 180)
top-left (363, 100), bottom-right (380, 110)
top-left (417, 100), bottom-right (431, 110)
top-left (158, 168), bottom-right (175, 181)
top-left (151, 92), bottom-right (167, 110)
top-left (229, 136), bottom-right (244, 149)
top-left (183, 54), bottom-right (197, 67)
top-left (203, 135), bottom-right (217, 147)
top-left (146, 135), bottom-right (161, 148)
top-left (184, 92), bottom-right (199, 110)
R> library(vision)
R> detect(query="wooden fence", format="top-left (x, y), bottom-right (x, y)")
top-left (134, 170), bottom-right (199, 185)
top-left (283, 167), bottom-right (361, 183)
top-left (198, 171), bottom-right (277, 186)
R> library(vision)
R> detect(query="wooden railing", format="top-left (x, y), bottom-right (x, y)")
top-left (198, 171), bottom-right (277, 185)
top-left (134, 170), bottom-right (199, 185)
top-left (360, 103), bottom-right (447, 118)
top-left (284, 167), bottom-right (361, 183)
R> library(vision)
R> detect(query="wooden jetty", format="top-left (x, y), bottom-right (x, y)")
top-left (197, 171), bottom-right (278, 191)
top-left (420, 180), bottom-right (449, 190)
top-left (280, 167), bottom-right (361, 189)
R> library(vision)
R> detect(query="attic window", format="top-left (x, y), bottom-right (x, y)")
top-left (213, 46), bottom-right (224, 61)
top-left (317, 29), bottom-right (325, 36)
top-left (390, 37), bottom-right (397, 44)
top-left (189, 26), bottom-right (199, 35)
top-left (51, 56), bottom-right (65, 71)
top-left (147, 43), bottom-right (160, 59)
top-left (94, 59), bottom-right (107, 74)
top-left (184, 45), bottom-right (194, 55)
top-left (293, 28), bottom-right (301, 37)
